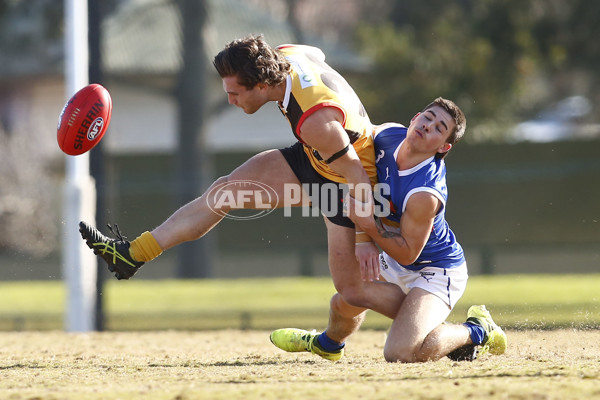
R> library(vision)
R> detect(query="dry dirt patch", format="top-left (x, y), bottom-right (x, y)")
top-left (0, 329), bottom-right (598, 399)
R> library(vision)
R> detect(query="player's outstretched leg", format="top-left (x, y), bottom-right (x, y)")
top-left (270, 328), bottom-right (344, 361)
top-left (79, 221), bottom-right (144, 280)
top-left (466, 305), bottom-right (507, 356)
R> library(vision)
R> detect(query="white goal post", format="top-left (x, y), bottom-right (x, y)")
top-left (62, 0), bottom-right (97, 332)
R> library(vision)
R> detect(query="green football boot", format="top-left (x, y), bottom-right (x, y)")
top-left (270, 328), bottom-right (344, 361)
top-left (466, 305), bottom-right (507, 356)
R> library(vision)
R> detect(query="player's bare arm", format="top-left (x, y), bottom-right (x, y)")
top-left (299, 107), bottom-right (373, 205)
top-left (349, 191), bottom-right (440, 266)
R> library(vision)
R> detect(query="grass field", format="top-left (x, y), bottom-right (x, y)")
top-left (0, 274), bottom-right (598, 331)
top-left (0, 329), bottom-right (598, 399)
top-left (0, 275), bottom-right (598, 399)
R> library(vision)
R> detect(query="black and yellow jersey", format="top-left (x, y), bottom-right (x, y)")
top-left (276, 44), bottom-right (376, 185)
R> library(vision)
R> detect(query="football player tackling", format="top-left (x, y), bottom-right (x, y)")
top-left (271, 98), bottom-right (508, 362)
top-left (79, 35), bottom-right (409, 354)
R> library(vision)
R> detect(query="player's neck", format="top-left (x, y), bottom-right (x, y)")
top-left (270, 80), bottom-right (287, 103)
top-left (396, 143), bottom-right (433, 170)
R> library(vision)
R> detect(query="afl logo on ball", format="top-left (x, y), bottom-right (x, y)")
top-left (87, 117), bottom-right (104, 141)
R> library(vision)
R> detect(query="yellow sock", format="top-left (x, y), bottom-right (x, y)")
top-left (129, 231), bottom-right (163, 262)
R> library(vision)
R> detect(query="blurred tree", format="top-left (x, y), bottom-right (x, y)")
top-left (351, 0), bottom-right (600, 142)
top-left (0, 0), bottom-right (63, 74)
top-left (0, 0), bottom-right (64, 256)
top-left (524, 0), bottom-right (600, 113)
top-left (0, 120), bottom-right (59, 257)
top-left (174, 0), bottom-right (213, 278)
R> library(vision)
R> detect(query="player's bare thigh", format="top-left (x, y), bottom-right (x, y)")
top-left (152, 150), bottom-right (304, 249)
top-left (227, 149), bottom-right (306, 208)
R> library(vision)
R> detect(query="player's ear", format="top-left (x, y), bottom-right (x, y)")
top-left (438, 142), bottom-right (452, 154)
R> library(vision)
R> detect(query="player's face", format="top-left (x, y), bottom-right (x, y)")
top-left (222, 76), bottom-right (268, 114)
top-left (407, 106), bottom-right (455, 155)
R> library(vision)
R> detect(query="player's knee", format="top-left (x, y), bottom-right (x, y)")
top-left (329, 293), bottom-right (368, 328)
top-left (335, 285), bottom-right (368, 308)
top-left (330, 292), bottom-right (359, 313)
top-left (383, 345), bottom-right (416, 363)
top-left (384, 341), bottom-right (438, 363)
top-left (329, 293), bottom-right (344, 312)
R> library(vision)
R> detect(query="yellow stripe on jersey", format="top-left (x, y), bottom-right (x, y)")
top-left (276, 44), bottom-right (377, 185)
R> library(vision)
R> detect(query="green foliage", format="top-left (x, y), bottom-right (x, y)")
top-left (351, 0), bottom-right (600, 142)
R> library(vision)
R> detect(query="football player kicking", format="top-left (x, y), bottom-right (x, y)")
top-left (80, 35), bottom-right (410, 352)
top-left (270, 98), bottom-right (508, 362)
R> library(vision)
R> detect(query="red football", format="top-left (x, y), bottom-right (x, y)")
top-left (57, 83), bottom-right (112, 155)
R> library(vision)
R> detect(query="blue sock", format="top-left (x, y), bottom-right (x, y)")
top-left (316, 331), bottom-right (345, 352)
top-left (464, 322), bottom-right (486, 345)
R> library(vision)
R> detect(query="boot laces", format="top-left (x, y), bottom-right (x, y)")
top-left (107, 224), bottom-right (128, 242)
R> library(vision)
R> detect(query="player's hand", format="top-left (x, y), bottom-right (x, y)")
top-left (355, 242), bottom-right (380, 282)
top-left (344, 193), bottom-right (375, 231)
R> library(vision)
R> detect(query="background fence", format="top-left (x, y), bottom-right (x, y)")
top-left (2, 139), bottom-right (598, 281)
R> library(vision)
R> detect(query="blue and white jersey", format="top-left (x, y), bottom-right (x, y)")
top-left (374, 123), bottom-right (465, 271)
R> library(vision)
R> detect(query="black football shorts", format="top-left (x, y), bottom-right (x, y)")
top-left (279, 142), bottom-right (354, 229)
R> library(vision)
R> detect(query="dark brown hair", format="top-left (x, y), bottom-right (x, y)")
top-left (422, 97), bottom-right (467, 159)
top-left (213, 35), bottom-right (291, 89)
